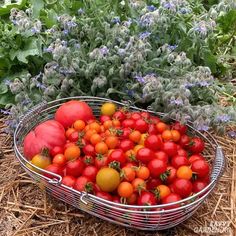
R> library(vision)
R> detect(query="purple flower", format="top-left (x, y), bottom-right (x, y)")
top-left (228, 131), bottom-right (236, 138)
top-left (168, 44), bottom-right (178, 51)
top-left (44, 47), bottom-right (53, 53)
top-left (117, 48), bottom-right (126, 56)
top-left (31, 27), bottom-right (40, 34)
top-left (111, 17), bottom-right (120, 24)
top-left (0, 109), bottom-right (12, 115)
top-left (147, 5), bottom-right (157, 12)
top-left (99, 46), bottom-right (109, 56)
top-left (163, 2), bottom-right (175, 10)
top-left (196, 124), bottom-right (210, 131)
top-left (179, 8), bottom-right (189, 14)
top-left (4, 79), bottom-right (11, 86)
top-left (170, 98), bottom-right (184, 105)
top-left (74, 43), bottom-right (81, 49)
top-left (139, 31), bottom-right (151, 40)
top-left (216, 114), bottom-right (231, 123)
top-left (36, 82), bottom-right (46, 89)
top-left (198, 81), bottom-right (210, 87)
top-left (63, 29), bottom-right (69, 35)
top-left (134, 75), bottom-right (145, 84)
top-left (21, 99), bottom-right (31, 106)
top-left (127, 90), bottom-right (134, 97)
top-left (123, 18), bottom-right (132, 27)
top-left (78, 8), bottom-right (84, 15)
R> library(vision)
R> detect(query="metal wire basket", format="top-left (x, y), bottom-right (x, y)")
top-left (14, 96), bottom-right (225, 231)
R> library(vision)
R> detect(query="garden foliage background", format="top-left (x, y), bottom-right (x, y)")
top-left (0, 0), bottom-right (235, 132)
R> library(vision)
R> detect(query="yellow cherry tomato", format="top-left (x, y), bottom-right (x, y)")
top-left (101, 102), bottom-right (117, 116)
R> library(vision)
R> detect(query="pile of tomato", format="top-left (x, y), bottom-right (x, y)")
top-left (24, 100), bottom-right (210, 208)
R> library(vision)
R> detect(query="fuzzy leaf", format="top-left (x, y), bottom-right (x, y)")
top-left (0, 0), bottom-right (26, 16)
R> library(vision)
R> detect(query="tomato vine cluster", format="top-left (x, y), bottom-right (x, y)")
top-left (24, 100), bottom-right (210, 207)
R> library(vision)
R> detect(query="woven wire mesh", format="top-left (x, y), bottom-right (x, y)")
top-left (13, 96), bottom-right (225, 230)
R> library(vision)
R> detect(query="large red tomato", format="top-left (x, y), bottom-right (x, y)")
top-left (55, 100), bottom-right (94, 128)
top-left (23, 120), bottom-right (66, 160)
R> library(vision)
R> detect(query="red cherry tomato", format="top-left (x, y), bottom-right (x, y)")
top-left (148, 159), bottom-right (167, 178)
top-left (108, 149), bottom-right (126, 166)
top-left (191, 160), bottom-right (210, 178)
top-left (146, 178), bottom-right (162, 191)
top-left (140, 112), bottom-right (150, 119)
top-left (120, 127), bottom-right (131, 140)
top-left (74, 176), bottom-right (94, 193)
top-left (100, 115), bottom-right (111, 123)
top-left (82, 166), bottom-right (98, 182)
top-left (130, 112), bottom-right (142, 120)
top-left (44, 164), bottom-right (64, 179)
top-left (95, 154), bottom-right (108, 169)
top-left (82, 155), bottom-right (95, 166)
top-left (50, 146), bottom-right (64, 157)
top-left (148, 124), bottom-right (158, 135)
top-left (150, 116), bottom-right (160, 124)
top-left (188, 137), bottom-right (205, 153)
top-left (162, 193), bottom-right (182, 209)
top-left (62, 175), bottom-right (76, 187)
top-left (172, 178), bottom-right (192, 198)
top-left (144, 135), bottom-right (163, 151)
top-left (122, 119), bottom-right (135, 129)
top-left (166, 166), bottom-right (177, 184)
top-left (119, 139), bottom-right (134, 152)
top-left (189, 154), bottom-right (205, 163)
top-left (171, 155), bottom-right (190, 169)
top-left (65, 159), bottom-right (85, 177)
top-left (112, 196), bottom-right (121, 203)
top-left (83, 144), bottom-right (96, 156)
top-left (192, 180), bottom-right (208, 193)
top-left (96, 191), bottom-right (113, 201)
top-left (113, 110), bottom-right (126, 121)
top-left (154, 151), bottom-right (168, 163)
top-left (135, 119), bottom-right (148, 133)
top-left (137, 192), bottom-right (156, 206)
top-left (162, 141), bottom-right (178, 157)
top-left (179, 135), bottom-right (191, 148)
top-left (177, 148), bottom-right (188, 158)
top-left (171, 122), bottom-right (187, 134)
top-left (136, 148), bottom-right (155, 163)
top-left (68, 131), bottom-right (79, 142)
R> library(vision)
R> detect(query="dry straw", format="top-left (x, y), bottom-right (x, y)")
top-left (0, 116), bottom-right (235, 236)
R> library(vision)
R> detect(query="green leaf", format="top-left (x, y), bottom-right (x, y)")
top-left (0, 0), bottom-right (26, 16)
top-left (0, 91), bottom-right (14, 107)
top-left (0, 81), bottom-right (8, 95)
top-left (30, 0), bottom-right (44, 18)
top-left (43, 9), bottom-right (58, 28)
top-left (10, 38), bottom-right (42, 63)
top-left (202, 49), bottom-right (217, 74)
top-left (217, 10), bottom-right (236, 34)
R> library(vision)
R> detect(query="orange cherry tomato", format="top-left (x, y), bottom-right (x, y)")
top-left (89, 122), bottom-right (101, 133)
top-left (156, 122), bottom-right (168, 133)
top-left (136, 166), bottom-right (150, 180)
top-left (171, 130), bottom-right (181, 142)
top-left (132, 178), bottom-right (146, 192)
top-left (64, 145), bottom-right (81, 161)
top-left (66, 128), bottom-right (76, 138)
top-left (105, 136), bottom-right (119, 149)
top-left (156, 185), bottom-right (171, 200)
top-left (129, 130), bottom-right (141, 143)
top-left (84, 129), bottom-right (97, 141)
top-left (73, 120), bottom-right (86, 131)
top-left (139, 133), bottom-right (148, 145)
top-left (90, 133), bottom-right (102, 145)
top-left (52, 154), bottom-right (67, 166)
top-left (103, 120), bottom-right (113, 130)
top-left (162, 130), bottom-right (172, 141)
top-left (133, 145), bottom-right (144, 154)
top-left (121, 167), bottom-right (136, 182)
top-left (112, 119), bottom-right (121, 127)
top-left (117, 182), bottom-right (134, 198)
top-left (125, 150), bottom-right (136, 162)
top-left (176, 166), bottom-right (192, 180)
top-left (95, 142), bottom-right (108, 154)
